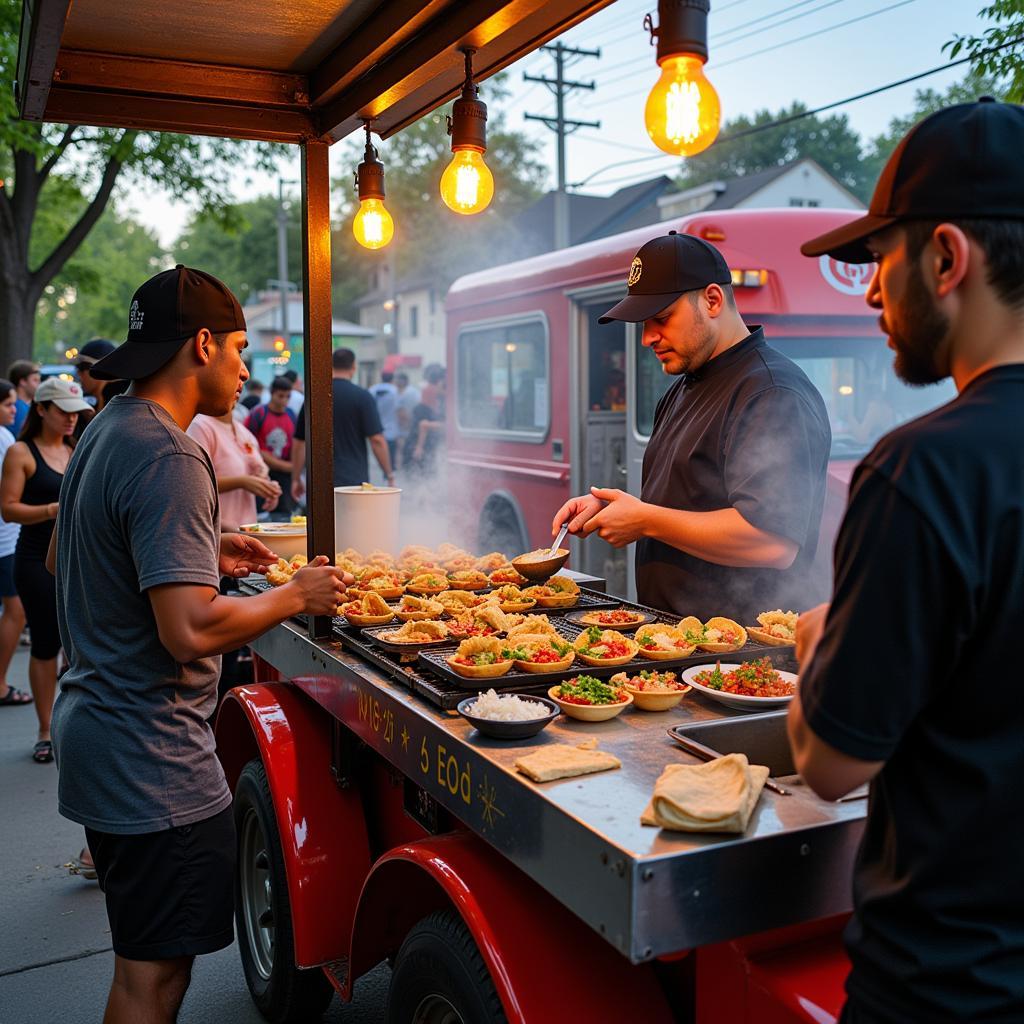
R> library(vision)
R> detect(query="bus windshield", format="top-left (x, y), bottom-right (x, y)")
top-left (634, 334), bottom-right (957, 460)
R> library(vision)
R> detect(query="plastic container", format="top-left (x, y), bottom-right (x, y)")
top-left (239, 523), bottom-right (306, 561)
top-left (334, 485), bottom-right (401, 557)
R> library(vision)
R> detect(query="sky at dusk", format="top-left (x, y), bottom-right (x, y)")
top-left (122, 0), bottom-right (993, 245)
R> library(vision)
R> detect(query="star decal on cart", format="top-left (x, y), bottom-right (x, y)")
top-left (478, 772), bottom-right (505, 830)
top-left (400, 725), bottom-right (410, 751)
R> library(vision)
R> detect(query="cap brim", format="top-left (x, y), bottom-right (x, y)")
top-left (52, 398), bottom-right (93, 413)
top-left (800, 212), bottom-right (900, 263)
top-left (89, 336), bottom-right (190, 381)
top-left (598, 291), bottom-right (683, 324)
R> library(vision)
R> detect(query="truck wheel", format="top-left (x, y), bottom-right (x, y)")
top-left (386, 911), bottom-right (507, 1024)
top-left (234, 759), bottom-right (334, 1023)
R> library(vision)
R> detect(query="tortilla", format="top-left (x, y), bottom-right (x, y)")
top-left (515, 743), bottom-right (621, 783)
top-left (639, 754), bottom-right (769, 833)
top-left (745, 627), bottom-right (796, 647)
top-left (697, 617), bottom-right (747, 653)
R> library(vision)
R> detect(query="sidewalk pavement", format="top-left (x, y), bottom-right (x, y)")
top-left (0, 647), bottom-right (388, 1023)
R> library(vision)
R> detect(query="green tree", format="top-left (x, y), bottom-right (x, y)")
top-left (175, 194), bottom-right (301, 307)
top-left (34, 202), bottom-right (165, 357)
top-left (0, 0), bottom-right (282, 368)
top-left (675, 102), bottom-right (869, 199)
top-left (947, 2), bottom-right (1024, 102)
top-left (859, 72), bottom-right (1007, 194)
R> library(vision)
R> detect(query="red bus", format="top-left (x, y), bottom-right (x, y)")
top-left (446, 207), bottom-right (954, 596)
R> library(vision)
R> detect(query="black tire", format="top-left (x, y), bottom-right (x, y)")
top-left (387, 911), bottom-right (507, 1024)
top-left (234, 759), bottom-right (334, 1024)
top-left (478, 504), bottom-right (526, 557)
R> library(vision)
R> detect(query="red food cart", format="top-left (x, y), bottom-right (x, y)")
top-left (17, 3), bottom-right (866, 1021)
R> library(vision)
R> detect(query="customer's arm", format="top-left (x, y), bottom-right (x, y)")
top-left (0, 444), bottom-right (59, 525)
top-left (368, 433), bottom-right (394, 484)
top-left (45, 525), bottom-right (57, 576)
top-left (217, 474), bottom-right (280, 500)
top-left (290, 437), bottom-right (306, 501)
top-left (148, 558), bottom-right (347, 662)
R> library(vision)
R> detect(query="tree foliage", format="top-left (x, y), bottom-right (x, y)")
top-left (947, 1), bottom-right (1024, 102)
top-left (0, 0), bottom-right (282, 364)
top-left (675, 102), bottom-right (869, 200)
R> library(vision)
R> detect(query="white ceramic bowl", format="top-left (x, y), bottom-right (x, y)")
top-left (239, 523), bottom-right (307, 561)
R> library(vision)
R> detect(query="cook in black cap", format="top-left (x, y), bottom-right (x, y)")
top-left (49, 265), bottom-right (350, 1020)
top-left (790, 100), bottom-right (1024, 1024)
top-left (553, 230), bottom-right (831, 623)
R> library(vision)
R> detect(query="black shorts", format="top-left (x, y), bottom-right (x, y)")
top-left (86, 805), bottom-right (236, 961)
top-left (0, 553), bottom-right (15, 598)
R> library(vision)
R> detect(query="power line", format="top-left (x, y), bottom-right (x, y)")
top-left (590, 0), bottom-right (848, 88)
top-left (570, 34), bottom-right (1023, 189)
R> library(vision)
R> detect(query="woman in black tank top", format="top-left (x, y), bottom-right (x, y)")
top-left (0, 385), bottom-right (87, 763)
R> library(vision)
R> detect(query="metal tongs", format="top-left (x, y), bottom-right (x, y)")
top-left (549, 521), bottom-right (569, 556)
top-left (667, 730), bottom-right (792, 796)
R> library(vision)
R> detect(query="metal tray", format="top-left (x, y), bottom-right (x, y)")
top-left (360, 623), bottom-right (455, 659)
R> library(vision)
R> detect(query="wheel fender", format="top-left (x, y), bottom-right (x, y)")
top-left (216, 682), bottom-right (371, 969)
top-left (348, 832), bottom-right (674, 1024)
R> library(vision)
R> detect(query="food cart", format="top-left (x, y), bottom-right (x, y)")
top-left (17, 2), bottom-right (864, 1020)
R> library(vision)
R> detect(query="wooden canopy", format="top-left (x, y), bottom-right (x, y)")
top-left (17, 0), bottom-right (613, 144)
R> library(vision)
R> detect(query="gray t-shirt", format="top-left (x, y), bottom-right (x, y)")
top-left (52, 396), bottom-right (228, 834)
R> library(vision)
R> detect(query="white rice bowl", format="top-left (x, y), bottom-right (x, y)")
top-left (468, 689), bottom-right (550, 722)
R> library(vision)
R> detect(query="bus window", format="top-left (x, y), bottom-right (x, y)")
top-left (586, 306), bottom-right (627, 412)
top-left (456, 317), bottom-right (549, 437)
top-left (634, 342), bottom-right (673, 437)
top-left (770, 336), bottom-right (956, 459)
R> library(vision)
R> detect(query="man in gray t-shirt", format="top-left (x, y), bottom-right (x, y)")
top-left (50, 265), bottom-right (347, 1024)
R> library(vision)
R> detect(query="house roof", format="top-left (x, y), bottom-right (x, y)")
top-left (243, 293), bottom-right (375, 336)
top-left (514, 174), bottom-right (674, 253)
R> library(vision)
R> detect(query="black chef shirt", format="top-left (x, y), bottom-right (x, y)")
top-left (801, 364), bottom-right (1024, 1023)
top-left (636, 327), bottom-right (831, 621)
top-left (294, 378), bottom-right (383, 487)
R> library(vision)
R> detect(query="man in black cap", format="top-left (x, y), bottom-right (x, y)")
top-left (74, 337), bottom-right (117, 412)
top-left (789, 99), bottom-right (1024, 1023)
top-left (48, 265), bottom-right (349, 1024)
top-left (552, 231), bottom-right (831, 623)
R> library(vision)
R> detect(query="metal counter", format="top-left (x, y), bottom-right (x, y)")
top-left (248, 618), bottom-right (865, 964)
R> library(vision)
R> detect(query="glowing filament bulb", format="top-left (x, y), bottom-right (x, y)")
top-left (352, 198), bottom-right (394, 250)
top-left (645, 54), bottom-right (720, 156)
top-left (440, 149), bottom-right (494, 215)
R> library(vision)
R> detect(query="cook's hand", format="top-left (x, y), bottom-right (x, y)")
top-left (552, 493), bottom-right (604, 537)
top-left (291, 478), bottom-right (305, 502)
top-left (290, 556), bottom-right (350, 614)
top-left (219, 533), bottom-right (277, 578)
top-left (244, 475), bottom-right (280, 500)
top-left (581, 488), bottom-right (647, 547)
top-left (796, 603), bottom-right (830, 668)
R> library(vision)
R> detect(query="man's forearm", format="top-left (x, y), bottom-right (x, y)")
top-left (641, 505), bottom-right (798, 569)
top-left (291, 439), bottom-right (306, 484)
top-left (154, 584), bottom-right (307, 663)
top-left (369, 435), bottom-right (393, 478)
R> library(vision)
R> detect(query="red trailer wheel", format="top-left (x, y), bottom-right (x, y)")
top-left (387, 911), bottom-right (506, 1024)
top-left (234, 760), bottom-right (334, 1023)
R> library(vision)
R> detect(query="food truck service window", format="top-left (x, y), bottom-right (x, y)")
top-left (457, 316), bottom-right (550, 439)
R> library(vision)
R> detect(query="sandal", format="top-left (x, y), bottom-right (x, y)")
top-left (0, 686), bottom-right (33, 707)
top-left (32, 740), bottom-right (53, 763)
top-left (70, 849), bottom-right (98, 880)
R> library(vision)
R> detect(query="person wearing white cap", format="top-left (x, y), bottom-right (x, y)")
top-left (0, 376), bottom-right (91, 764)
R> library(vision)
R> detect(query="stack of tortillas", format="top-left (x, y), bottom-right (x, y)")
top-left (515, 739), bottom-right (621, 783)
top-left (640, 753), bottom-right (769, 833)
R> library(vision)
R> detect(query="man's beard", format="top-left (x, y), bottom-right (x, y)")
top-left (887, 262), bottom-right (950, 386)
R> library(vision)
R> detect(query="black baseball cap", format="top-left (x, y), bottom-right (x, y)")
top-left (802, 98), bottom-right (1024, 264)
top-left (75, 338), bottom-right (116, 370)
top-left (599, 231), bottom-right (732, 323)
top-left (90, 265), bottom-right (246, 381)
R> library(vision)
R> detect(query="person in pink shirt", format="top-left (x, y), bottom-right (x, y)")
top-left (187, 406), bottom-right (280, 531)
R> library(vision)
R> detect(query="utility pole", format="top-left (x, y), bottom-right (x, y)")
top-left (524, 42), bottom-right (601, 250)
top-left (275, 177), bottom-right (299, 342)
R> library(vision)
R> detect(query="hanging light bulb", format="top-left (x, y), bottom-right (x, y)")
top-left (440, 49), bottom-right (494, 215)
top-left (352, 124), bottom-right (395, 250)
top-left (643, 1), bottom-right (720, 157)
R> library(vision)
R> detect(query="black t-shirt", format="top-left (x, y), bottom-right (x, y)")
top-left (801, 365), bottom-right (1024, 1023)
top-left (636, 327), bottom-right (831, 621)
top-left (294, 378), bottom-right (383, 487)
